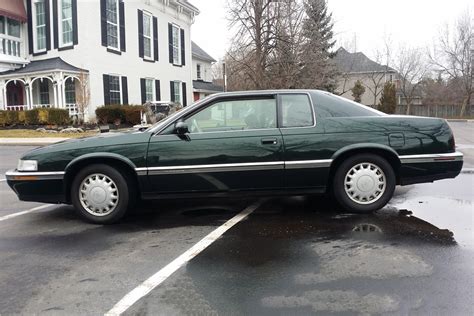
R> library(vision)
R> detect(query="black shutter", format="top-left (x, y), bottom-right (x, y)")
top-left (119, 0), bottom-right (125, 52)
top-left (121, 76), bottom-right (128, 104)
top-left (45, 0), bottom-right (51, 51)
top-left (155, 80), bottom-right (161, 101)
top-left (52, 0), bottom-right (58, 48)
top-left (140, 78), bottom-right (146, 104)
top-left (100, 0), bottom-right (107, 46)
top-left (168, 23), bottom-right (173, 64)
top-left (72, 0), bottom-right (78, 45)
top-left (170, 81), bottom-right (175, 102)
top-left (180, 28), bottom-right (185, 66)
top-left (153, 17), bottom-right (158, 61)
top-left (27, 0), bottom-right (33, 54)
top-left (103, 74), bottom-right (110, 105)
top-left (182, 82), bottom-right (187, 106)
top-left (137, 10), bottom-right (143, 58)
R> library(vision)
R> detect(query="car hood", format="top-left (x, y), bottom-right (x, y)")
top-left (22, 130), bottom-right (152, 159)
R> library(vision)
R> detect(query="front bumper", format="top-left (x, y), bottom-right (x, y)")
top-left (398, 151), bottom-right (464, 185)
top-left (5, 170), bottom-right (67, 203)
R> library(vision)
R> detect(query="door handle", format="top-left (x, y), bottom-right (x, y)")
top-left (261, 138), bottom-right (278, 145)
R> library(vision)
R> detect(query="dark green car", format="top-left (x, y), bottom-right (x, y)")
top-left (6, 90), bottom-right (463, 224)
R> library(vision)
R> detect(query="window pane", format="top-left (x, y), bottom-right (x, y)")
top-left (62, 0), bottom-right (72, 19)
top-left (36, 2), bottom-right (45, 25)
top-left (144, 38), bottom-right (151, 57)
top-left (106, 0), bottom-right (117, 24)
top-left (37, 26), bottom-right (46, 50)
top-left (281, 94), bottom-right (314, 128)
top-left (65, 78), bottom-right (76, 104)
top-left (172, 26), bottom-right (180, 64)
top-left (7, 19), bottom-right (21, 37)
top-left (39, 80), bottom-right (50, 104)
top-left (0, 16), bottom-right (4, 34)
top-left (315, 92), bottom-right (384, 118)
top-left (109, 76), bottom-right (121, 104)
top-left (143, 15), bottom-right (151, 37)
top-left (184, 98), bottom-right (277, 133)
top-left (62, 19), bottom-right (73, 44)
top-left (107, 24), bottom-right (118, 48)
top-left (145, 79), bottom-right (154, 101)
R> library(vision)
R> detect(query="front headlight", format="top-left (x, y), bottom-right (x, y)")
top-left (17, 160), bottom-right (38, 171)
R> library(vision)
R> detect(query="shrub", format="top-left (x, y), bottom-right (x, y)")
top-left (25, 109), bottom-right (40, 125)
top-left (0, 108), bottom-right (69, 126)
top-left (48, 108), bottom-right (70, 125)
top-left (95, 105), bottom-right (145, 125)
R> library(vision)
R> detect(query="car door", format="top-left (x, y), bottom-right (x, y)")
top-left (144, 95), bottom-right (284, 195)
top-left (278, 92), bottom-right (329, 190)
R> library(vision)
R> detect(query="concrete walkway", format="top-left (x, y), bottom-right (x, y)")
top-left (0, 138), bottom-right (70, 146)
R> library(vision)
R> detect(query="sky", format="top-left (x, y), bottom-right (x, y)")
top-left (189, 0), bottom-right (472, 62)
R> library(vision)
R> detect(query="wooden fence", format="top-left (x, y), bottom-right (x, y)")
top-left (394, 105), bottom-right (473, 118)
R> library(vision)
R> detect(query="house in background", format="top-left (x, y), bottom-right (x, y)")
top-left (192, 41), bottom-right (223, 101)
top-left (0, 0), bottom-right (199, 121)
top-left (333, 47), bottom-right (398, 107)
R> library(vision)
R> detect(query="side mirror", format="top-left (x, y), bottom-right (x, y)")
top-left (175, 121), bottom-right (189, 135)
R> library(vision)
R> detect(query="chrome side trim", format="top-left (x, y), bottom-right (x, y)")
top-left (146, 162), bottom-right (285, 175)
top-left (135, 159), bottom-right (334, 175)
top-left (5, 170), bottom-right (65, 181)
top-left (285, 159), bottom-right (333, 169)
top-left (399, 152), bottom-right (464, 164)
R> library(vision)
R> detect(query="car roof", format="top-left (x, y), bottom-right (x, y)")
top-left (210, 89), bottom-right (324, 97)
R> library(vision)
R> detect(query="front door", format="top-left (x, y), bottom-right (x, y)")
top-left (145, 95), bottom-right (284, 195)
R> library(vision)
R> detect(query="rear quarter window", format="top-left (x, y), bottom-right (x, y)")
top-left (314, 92), bottom-right (385, 118)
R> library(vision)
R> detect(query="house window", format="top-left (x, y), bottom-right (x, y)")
top-left (0, 16), bottom-right (4, 34)
top-left (172, 25), bottom-right (180, 65)
top-left (106, 0), bottom-right (119, 50)
top-left (197, 64), bottom-right (201, 80)
top-left (7, 18), bottom-right (21, 37)
top-left (109, 75), bottom-right (121, 104)
top-left (35, 0), bottom-right (47, 51)
top-left (65, 78), bottom-right (76, 104)
top-left (39, 80), bottom-right (50, 105)
top-left (143, 12), bottom-right (152, 59)
top-left (60, 0), bottom-right (73, 46)
top-left (145, 79), bottom-right (154, 101)
top-left (173, 81), bottom-right (181, 104)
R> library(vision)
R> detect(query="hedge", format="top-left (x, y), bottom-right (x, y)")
top-left (0, 108), bottom-right (70, 126)
top-left (95, 105), bottom-right (145, 125)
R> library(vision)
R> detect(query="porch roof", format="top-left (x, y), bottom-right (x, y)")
top-left (0, 57), bottom-right (88, 77)
top-left (0, 0), bottom-right (27, 23)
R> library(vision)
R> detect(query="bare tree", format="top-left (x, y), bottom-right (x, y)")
top-left (366, 36), bottom-right (393, 107)
top-left (394, 46), bottom-right (427, 115)
top-left (75, 70), bottom-right (90, 124)
top-left (429, 10), bottom-right (473, 116)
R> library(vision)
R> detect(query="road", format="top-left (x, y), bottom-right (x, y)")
top-left (0, 122), bottom-right (472, 315)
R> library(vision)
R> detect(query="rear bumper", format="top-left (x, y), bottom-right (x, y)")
top-left (398, 152), bottom-right (463, 185)
top-left (5, 170), bottom-right (66, 203)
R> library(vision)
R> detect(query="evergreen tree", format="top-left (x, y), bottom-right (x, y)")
top-left (299, 0), bottom-right (337, 91)
top-left (351, 80), bottom-right (366, 103)
top-left (379, 82), bottom-right (397, 114)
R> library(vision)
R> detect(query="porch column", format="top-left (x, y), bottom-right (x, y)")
top-left (1, 81), bottom-right (6, 110)
top-left (25, 78), bottom-right (32, 109)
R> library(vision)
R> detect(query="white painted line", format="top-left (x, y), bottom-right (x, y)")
top-left (105, 199), bottom-right (264, 316)
top-left (0, 204), bottom-right (52, 222)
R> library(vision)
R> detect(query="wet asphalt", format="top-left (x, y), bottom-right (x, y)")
top-left (0, 122), bottom-right (473, 315)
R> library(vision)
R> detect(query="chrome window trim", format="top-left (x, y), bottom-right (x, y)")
top-left (5, 170), bottom-right (65, 181)
top-left (399, 152), bottom-right (463, 164)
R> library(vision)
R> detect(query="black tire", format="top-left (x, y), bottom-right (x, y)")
top-left (71, 164), bottom-right (133, 224)
top-left (332, 154), bottom-right (396, 213)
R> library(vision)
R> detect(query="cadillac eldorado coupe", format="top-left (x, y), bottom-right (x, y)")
top-left (6, 90), bottom-right (463, 224)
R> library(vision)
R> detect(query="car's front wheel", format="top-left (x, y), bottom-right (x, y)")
top-left (71, 164), bottom-right (132, 224)
top-left (332, 154), bottom-right (395, 213)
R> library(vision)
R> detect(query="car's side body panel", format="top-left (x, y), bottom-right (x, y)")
top-left (5, 89), bottom-right (463, 206)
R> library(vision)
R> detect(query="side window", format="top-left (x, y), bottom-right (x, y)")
top-left (184, 98), bottom-right (277, 133)
top-left (280, 94), bottom-right (314, 128)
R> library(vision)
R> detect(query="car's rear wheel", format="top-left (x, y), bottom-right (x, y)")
top-left (332, 154), bottom-right (395, 213)
top-left (71, 164), bottom-right (132, 224)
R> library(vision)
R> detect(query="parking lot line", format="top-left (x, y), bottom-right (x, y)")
top-left (0, 204), bottom-right (52, 222)
top-left (105, 199), bottom-right (264, 316)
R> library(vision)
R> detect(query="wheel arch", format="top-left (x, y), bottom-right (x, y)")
top-left (64, 153), bottom-right (140, 203)
top-left (328, 144), bottom-right (401, 188)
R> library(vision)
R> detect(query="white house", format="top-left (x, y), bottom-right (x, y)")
top-left (0, 0), bottom-right (199, 120)
top-left (191, 41), bottom-right (222, 101)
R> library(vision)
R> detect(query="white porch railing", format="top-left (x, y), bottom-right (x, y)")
top-left (5, 104), bottom-right (80, 118)
top-left (65, 103), bottom-right (79, 116)
top-left (5, 105), bottom-right (26, 111)
top-left (0, 36), bottom-right (22, 57)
